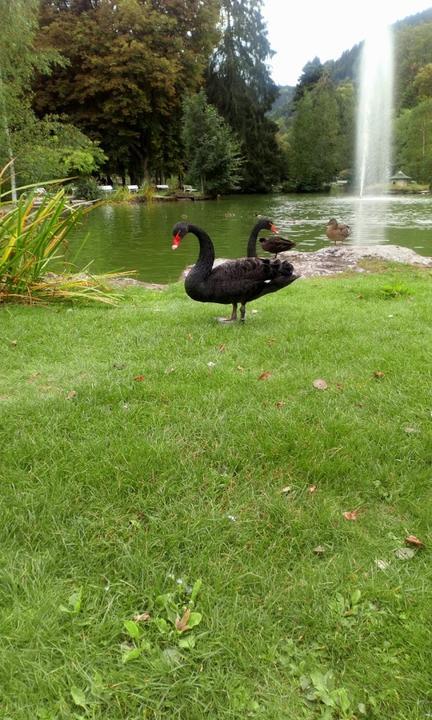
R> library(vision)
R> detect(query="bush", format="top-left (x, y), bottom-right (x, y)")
top-left (74, 177), bottom-right (102, 201)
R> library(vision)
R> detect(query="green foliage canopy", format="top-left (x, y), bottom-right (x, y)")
top-left (35, 0), bottom-right (220, 182)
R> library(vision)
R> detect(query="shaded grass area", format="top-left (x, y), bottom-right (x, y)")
top-left (0, 265), bottom-right (431, 719)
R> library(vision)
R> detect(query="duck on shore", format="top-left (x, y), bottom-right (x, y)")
top-left (326, 218), bottom-right (351, 244)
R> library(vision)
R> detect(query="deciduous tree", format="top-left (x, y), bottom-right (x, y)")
top-left (35, 0), bottom-right (220, 182)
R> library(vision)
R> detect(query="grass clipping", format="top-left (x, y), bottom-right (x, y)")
top-left (0, 187), bottom-right (128, 305)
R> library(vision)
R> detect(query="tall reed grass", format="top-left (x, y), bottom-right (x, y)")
top-left (0, 183), bottom-right (126, 305)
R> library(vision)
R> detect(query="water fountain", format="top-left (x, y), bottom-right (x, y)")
top-left (354, 22), bottom-right (394, 243)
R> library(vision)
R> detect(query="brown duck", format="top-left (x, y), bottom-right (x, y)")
top-left (326, 218), bottom-right (351, 244)
top-left (172, 221), bottom-right (299, 322)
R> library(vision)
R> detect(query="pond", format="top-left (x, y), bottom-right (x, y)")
top-left (69, 193), bottom-right (432, 284)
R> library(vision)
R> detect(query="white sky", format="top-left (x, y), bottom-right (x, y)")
top-left (262, 0), bottom-right (432, 85)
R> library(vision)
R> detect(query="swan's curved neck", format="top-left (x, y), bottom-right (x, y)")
top-left (187, 224), bottom-right (215, 279)
top-left (246, 222), bottom-right (262, 258)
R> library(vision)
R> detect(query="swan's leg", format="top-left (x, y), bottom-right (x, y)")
top-left (217, 303), bottom-right (237, 323)
top-left (240, 303), bottom-right (246, 322)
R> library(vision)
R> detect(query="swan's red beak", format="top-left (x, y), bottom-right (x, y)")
top-left (172, 233), bottom-right (181, 250)
top-left (270, 224), bottom-right (278, 233)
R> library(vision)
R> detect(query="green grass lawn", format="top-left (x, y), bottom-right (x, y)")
top-left (0, 264), bottom-right (431, 719)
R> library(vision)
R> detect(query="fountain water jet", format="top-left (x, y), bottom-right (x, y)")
top-left (354, 23), bottom-right (394, 243)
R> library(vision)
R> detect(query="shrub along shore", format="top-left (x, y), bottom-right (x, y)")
top-left (0, 264), bottom-right (431, 719)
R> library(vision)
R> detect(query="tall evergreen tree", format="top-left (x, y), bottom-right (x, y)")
top-left (206, 0), bottom-right (281, 192)
top-left (293, 57), bottom-right (324, 103)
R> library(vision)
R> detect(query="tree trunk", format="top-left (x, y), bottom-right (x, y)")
top-left (0, 70), bottom-right (17, 202)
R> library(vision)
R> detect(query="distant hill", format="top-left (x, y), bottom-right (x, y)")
top-left (269, 7), bottom-right (432, 127)
top-left (325, 7), bottom-right (432, 84)
top-left (268, 85), bottom-right (295, 122)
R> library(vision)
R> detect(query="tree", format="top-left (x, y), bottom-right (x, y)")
top-left (0, 0), bottom-right (56, 197)
top-left (335, 81), bottom-right (355, 175)
top-left (182, 91), bottom-right (242, 195)
top-left (206, 0), bottom-right (281, 192)
top-left (293, 57), bottom-right (324, 103)
top-left (413, 63), bottom-right (432, 100)
top-left (395, 21), bottom-right (432, 109)
top-left (14, 116), bottom-right (106, 184)
top-left (35, 0), bottom-right (220, 183)
top-left (395, 100), bottom-right (432, 184)
top-left (289, 75), bottom-right (340, 192)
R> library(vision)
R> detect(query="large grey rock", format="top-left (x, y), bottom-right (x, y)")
top-left (181, 244), bottom-right (432, 281)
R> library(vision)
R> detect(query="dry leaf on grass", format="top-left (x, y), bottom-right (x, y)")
top-left (66, 390), bottom-right (77, 400)
top-left (308, 484), bottom-right (317, 494)
top-left (133, 612), bottom-right (151, 622)
top-left (375, 559), bottom-right (390, 571)
top-left (275, 400), bottom-right (285, 408)
top-left (175, 608), bottom-right (191, 632)
top-left (343, 510), bottom-right (359, 521)
top-left (373, 371), bottom-right (385, 379)
top-left (405, 534), bottom-right (425, 548)
top-left (395, 547), bottom-right (415, 561)
top-left (404, 426), bottom-right (419, 434)
top-left (280, 486), bottom-right (292, 495)
top-left (258, 371), bottom-right (272, 381)
top-left (134, 375), bottom-right (145, 382)
top-left (237, 365), bottom-right (245, 372)
top-left (218, 344), bottom-right (226, 353)
top-left (313, 545), bottom-right (326, 556)
top-left (313, 379), bottom-right (328, 390)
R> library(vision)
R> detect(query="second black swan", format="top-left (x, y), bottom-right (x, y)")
top-left (172, 221), bottom-right (299, 322)
top-left (247, 216), bottom-right (296, 258)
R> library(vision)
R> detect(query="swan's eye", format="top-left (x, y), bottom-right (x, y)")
top-left (171, 233), bottom-right (181, 250)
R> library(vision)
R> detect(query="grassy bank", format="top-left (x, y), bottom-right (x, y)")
top-left (0, 264), bottom-right (431, 719)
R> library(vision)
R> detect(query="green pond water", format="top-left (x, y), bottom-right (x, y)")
top-left (69, 193), bottom-right (432, 284)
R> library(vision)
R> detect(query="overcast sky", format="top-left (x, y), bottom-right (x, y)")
top-left (262, 0), bottom-right (432, 86)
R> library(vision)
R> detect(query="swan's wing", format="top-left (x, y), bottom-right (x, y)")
top-left (201, 258), bottom-right (296, 301)
top-left (210, 257), bottom-right (291, 283)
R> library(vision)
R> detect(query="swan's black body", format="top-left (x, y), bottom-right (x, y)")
top-left (172, 222), bottom-right (299, 322)
top-left (246, 216), bottom-right (295, 258)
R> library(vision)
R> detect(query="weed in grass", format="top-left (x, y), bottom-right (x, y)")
top-left (379, 283), bottom-right (412, 299)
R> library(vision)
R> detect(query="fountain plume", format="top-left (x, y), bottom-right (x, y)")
top-left (355, 23), bottom-right (394, 242)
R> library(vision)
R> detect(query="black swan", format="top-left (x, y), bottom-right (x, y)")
top-left (247, 216), bottom-right (296, 258)
top-left (172, 221), bottom-right (299, 322)
top-left (326, 218), bottom-right (351, 244)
